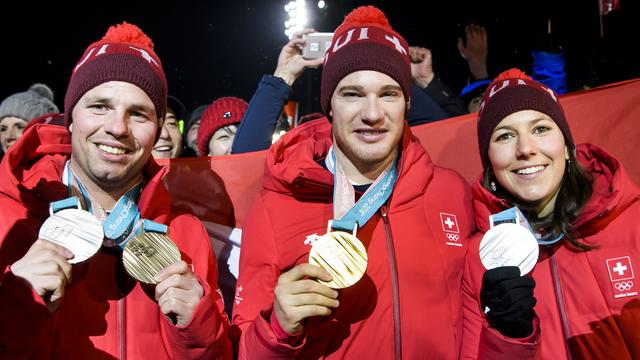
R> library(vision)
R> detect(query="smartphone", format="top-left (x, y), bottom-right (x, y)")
top-left (302, 32), bottom-right (334, 60)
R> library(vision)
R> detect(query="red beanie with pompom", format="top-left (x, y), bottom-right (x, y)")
top-left (64, 22), bottom-right (168, 128)
top-left (197, 97), bottom-right (248, 156)
top-left (320, 6), bottom-right (411, 115)
top-left (476, 68), bottom-right (574, 170)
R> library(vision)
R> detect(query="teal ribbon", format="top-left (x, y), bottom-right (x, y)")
top-left (54, 161), bottom-right (167, 249)
top-left (491, 207), bottom-right (564, 245)
top-left (328, 148), bottom-right (398, 232)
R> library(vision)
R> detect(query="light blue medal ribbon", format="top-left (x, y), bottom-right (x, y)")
top-left (490, 207), bottom-right (564, 245)
top-left (50, 161), bottom-right (168, 250)
top-left (327, 147), bottom-right (399, 232)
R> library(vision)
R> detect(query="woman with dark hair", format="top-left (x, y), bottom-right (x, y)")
top-left (461, 69), bottom-right (640, 359)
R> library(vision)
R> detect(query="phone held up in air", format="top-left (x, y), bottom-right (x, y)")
top-left (302, 32), bottom-right (334, 60)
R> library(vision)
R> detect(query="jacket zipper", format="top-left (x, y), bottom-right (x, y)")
top-left (550, 254), bottom-right (572, 360)
top-left (381, 205), bottom-right (402, 360)
top-left (118, 297), bottom-right (126, 360)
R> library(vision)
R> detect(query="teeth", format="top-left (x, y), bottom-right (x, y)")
top-left (357, 130), bottom-right (383, 134)
top-left (517, 166), bottom-right (545, 175)
top-left (154, 146), bottom-right (171, 151)
top-left (98, 144), bottom-right (126, 155)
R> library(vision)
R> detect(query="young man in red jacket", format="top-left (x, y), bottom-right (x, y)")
top-left (0, 22), bottom-right (231, 359)
top-left (232, 6), bottom-right (475, 359)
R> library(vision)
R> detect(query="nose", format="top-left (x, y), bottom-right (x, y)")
top-left (158, 123), bottom-right (170, 140)
top-left (515, 134), bottom-right (536, 159)
top-left (361, 94), bottom-right (384, 125)
top-left (7, 125), bottom-right (21, 140)
top-left (103, 110), bottom-right (129, 138)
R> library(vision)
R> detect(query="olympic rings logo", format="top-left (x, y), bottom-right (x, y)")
top-left (445, 233), bottom-right (460, 241)
top-left (615, 281), bottom-right (634, 291)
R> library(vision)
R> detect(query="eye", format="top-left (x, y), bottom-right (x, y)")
top-left (494, 131), bottom-right (514, 142)
top-left (533, 125), bottom-right (551, 134)
top-left (130, 111), bottom-right (151, 122)
top-left (381, 90), bottom-right (400, 98)
top-left (89, 104), bottom-right (109, 113)
top-left (342, 91), bottom-right (360, 98)
top-left (0, 125), bottom-right (7, 132)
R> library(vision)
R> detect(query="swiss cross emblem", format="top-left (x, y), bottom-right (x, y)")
top-left (606, 256), bottom-right (637, 298)
top-left (440, 212), bottom-right (461, 246)
top-left (440, 213), bottom-right (459, 233)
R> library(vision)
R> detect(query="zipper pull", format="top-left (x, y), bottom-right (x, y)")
top-left (380, 205), bottom-right (389, 224)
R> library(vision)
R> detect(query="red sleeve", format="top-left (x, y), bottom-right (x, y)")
top-left (461, 234), bottom-right (541, 360)
top-left (0, 196), bottom-right (60, 359)
top-left (160, 215), bottom-right (232, 359)
top-left (231, 195), bottom-right (305, 359)
top-left (0, 266), bottom-right (60, 358)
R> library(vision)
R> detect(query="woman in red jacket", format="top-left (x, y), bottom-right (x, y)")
top-left (461, 68), bottom-right (640, 359)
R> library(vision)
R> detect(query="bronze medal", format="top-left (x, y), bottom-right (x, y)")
top-left (123, 232), bottom-right (181, 284)
top-left (38, 208), bottom-right (103, 264)
top-left (309, 231), bottom-right (368, 289)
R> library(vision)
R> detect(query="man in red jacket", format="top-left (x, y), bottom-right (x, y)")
top-left (232, 6), bottom-right (475, 359)
top-left (0, 22), bottom-right (231, 359)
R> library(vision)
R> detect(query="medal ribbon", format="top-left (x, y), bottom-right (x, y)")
top-left (490, 207), bottom-right (564, 245)
top-left (326, 146), bottom-right (398, 232)
top-left (50, 161), bottom-right (167, 249)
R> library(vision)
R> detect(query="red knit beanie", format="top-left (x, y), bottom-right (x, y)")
top-left (320, 6), bottom-right (411, 114)
top-left (197, 97), bottom-right (248, 156)
top-left (64, 22), bottom-right (168, 128)
top-left (476, 68), bottom-right (574, 170)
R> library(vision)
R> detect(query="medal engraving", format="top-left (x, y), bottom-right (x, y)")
top-left (123, 232), bottom-right (181, 284)
top-left (309, 231), bottom-right (368, 289)
top-left (38, 209), bottom-right (103, 264)
top-left (479, 223), bottom-right (539, 275)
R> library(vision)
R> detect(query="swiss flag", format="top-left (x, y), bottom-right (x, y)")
top-left (606, 256), bottom-right (634, 282)
top-left (440, 213), bottom-right (459, 233)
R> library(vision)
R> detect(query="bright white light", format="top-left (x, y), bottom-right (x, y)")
top-left (283, 0), bottom-right (308, 39)
top-left (317, 0), bottom-right (325, 8)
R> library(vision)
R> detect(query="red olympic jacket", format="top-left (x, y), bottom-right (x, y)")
top-left (0, 124), bottom-right (232, 359)
top-left (461, 144), bottom-right (640, 359)
top-left (231, 118), bottom-right (475, 359)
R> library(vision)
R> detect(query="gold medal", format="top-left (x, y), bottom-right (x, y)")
top-left (123, 232), bottom-right (181, 284)
top-left (308, 230), bottom-right (368, 289)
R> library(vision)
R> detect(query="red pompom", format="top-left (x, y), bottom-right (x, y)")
top-left (494, 68), bottom-right (532, 82)
top-left (343, 6), bottom-right (391, 29)
top-left (101, 21), bottom-right (154, 50)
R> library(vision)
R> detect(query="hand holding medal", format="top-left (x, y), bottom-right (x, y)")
top-left (308, 223), bottom-right (368, 289)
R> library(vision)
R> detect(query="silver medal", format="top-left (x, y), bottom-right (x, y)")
top-left (479, 223), bottom-right (539, 275)
top-left (38, 208), bottom-right (103, 264)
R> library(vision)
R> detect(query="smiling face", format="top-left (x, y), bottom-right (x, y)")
top-left (329, 70), bottom-right (405, 176)
top-left (70, 81), bottom-right (158, 192)
top-left (488, 110), bottom-right (568, 213)
top-left (207, 124), bottom-right (237, 156)
top-left (0, 116), bottom-right (28, 152)
top-left (152, 108), bottom-right (182, 159)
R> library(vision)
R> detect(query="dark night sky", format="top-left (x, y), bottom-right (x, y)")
top-left (2, 0), bottom-right (638, 116)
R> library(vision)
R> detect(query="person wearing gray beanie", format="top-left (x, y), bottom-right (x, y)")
top-left (0, 83), bottom-right (59, 153)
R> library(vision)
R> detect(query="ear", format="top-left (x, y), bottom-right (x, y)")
top-left (69, 123), bottom-right (73, 133)
top-left (565, 145), bottom-right (569, 160)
